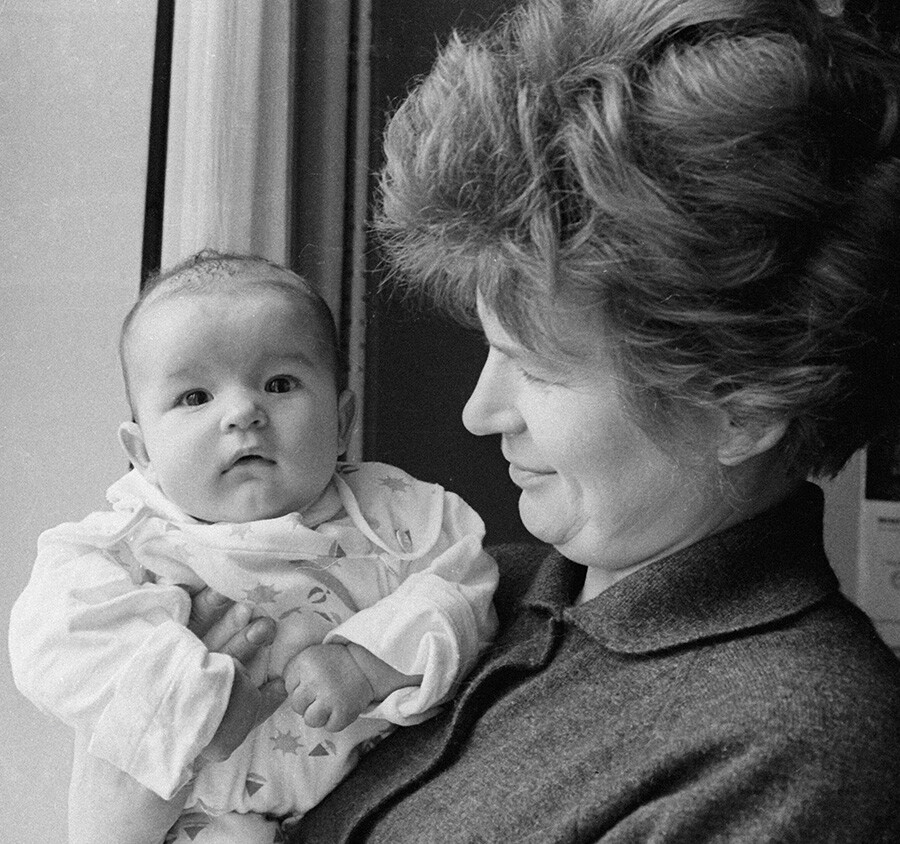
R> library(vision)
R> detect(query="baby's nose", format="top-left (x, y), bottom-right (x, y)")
top-left (221, 393), bottom-right (268, 430)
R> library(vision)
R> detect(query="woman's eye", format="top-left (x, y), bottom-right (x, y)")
top-left (265, 375), bottom-right (299, 394)
top-left (519, 367), bottom-right (548, 385)
top-left (179, 390), bottom-right (211, 407)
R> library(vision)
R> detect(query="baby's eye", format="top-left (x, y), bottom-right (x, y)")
top-left (179, 389), bottom-right (212, 407)
top-left (265, 375), bottom-right (300, 394)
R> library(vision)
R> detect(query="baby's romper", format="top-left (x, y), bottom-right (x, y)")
top-left (10, 462), bottom-right (498, 843)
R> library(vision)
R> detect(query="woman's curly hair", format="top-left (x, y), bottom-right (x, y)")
top-left (376, 0), bottom-right (900, 479)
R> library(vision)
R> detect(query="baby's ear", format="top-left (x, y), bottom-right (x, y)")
top-left (118, 421), bottom-right (153, 475)
top-left (716, 414), bottom-right (789, 467)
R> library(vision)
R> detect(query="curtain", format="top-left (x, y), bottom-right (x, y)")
top-left (160, 1), bottom-right (295, 267)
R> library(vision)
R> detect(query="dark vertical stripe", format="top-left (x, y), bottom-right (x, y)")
top-left (140, 0), bottom-right (176, 287)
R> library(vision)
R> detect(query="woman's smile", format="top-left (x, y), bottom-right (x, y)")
top-left (507, 461), bottom-right (554, 487)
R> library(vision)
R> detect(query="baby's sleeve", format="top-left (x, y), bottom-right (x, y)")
top-left (7, 524), bottom-right (234, 799)
top-left (324, 490), bottom-right (498, 724)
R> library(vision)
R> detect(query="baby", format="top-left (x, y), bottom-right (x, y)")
top-left (9, 251), bottom-right (498, 844)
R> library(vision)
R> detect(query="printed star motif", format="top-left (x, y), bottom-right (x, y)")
top-left (380, 474), bottom-right (411, 493)
top-left (136, 565), bottom-right (158, 586)
top-left (395, 528), bottom-right (413, 552)
top-left (228, 522), bottom-right (254, 539)
top-left (307, 586), bottom-right (330, 604)
top-left (168, 538), bottom-right (195, 563)
top-left (245, 772), bottom-right (267, 796)
top-left (270, 729), bottom-right (304, 755)
top-left (170, 809), bottom-right (211, 841)
top-left (245, 582), bottom-right (281, 604)
top-left (309, 739), bottom-right (337, 757)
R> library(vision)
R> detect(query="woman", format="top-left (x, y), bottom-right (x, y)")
top-left (219, 0), bottom-right (900, 839)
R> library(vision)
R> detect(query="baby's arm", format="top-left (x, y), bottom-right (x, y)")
top-left (342, 493), bottom-right (498, 721)
top-left (68, 596), bottom-right (284, 844)
top-left (315, 483), bottom-right (497, 725)
top-left (10, 542), bottom-right (233, 797)
top-left (69, 737), bottom-right (190, 844)
top-left (284, 641), bottom-right (423, 732)
top-left (9, 530), bottom-right (287, 839)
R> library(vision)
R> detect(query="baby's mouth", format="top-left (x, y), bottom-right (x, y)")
top-left (227, 454), bottom-right (275, 470)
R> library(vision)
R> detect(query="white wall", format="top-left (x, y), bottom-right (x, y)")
top-left (822, 453), bottom-right (862, 596)
top-left (0, 3), bottom-right (156, 839)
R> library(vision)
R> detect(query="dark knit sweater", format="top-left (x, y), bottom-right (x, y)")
top-left (291, 483), bottom-right (900, 843)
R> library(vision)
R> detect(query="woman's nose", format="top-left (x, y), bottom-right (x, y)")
top-left (462, 350), bottom-right (523, 436)
top-left (221, 391), bottom-right (268, 431)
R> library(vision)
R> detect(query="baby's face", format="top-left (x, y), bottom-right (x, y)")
top-left (121, 287), bottom-right (354, 522)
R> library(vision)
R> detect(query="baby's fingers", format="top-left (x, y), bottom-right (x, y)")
top-left (290, 688), bottom-right (356, 732)
top-left (301, 699), bottom-right (333, 730)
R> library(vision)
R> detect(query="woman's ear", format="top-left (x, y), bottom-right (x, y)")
top-left (336, 390), bottom-right (358, 456)
top-left (716, 414), bottom-right (789, 467)
top-left (118, 421), bottom-right (153, 476)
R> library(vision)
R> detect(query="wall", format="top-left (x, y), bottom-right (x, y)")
top-left (0, 3), bottom-right (155, 839)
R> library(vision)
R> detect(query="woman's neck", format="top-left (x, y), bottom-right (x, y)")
top-left (575, 459), bottom-right (803, 605)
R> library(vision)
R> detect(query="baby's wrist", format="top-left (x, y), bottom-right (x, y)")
top-left (344, 642), bottom-right (421, 702)
top-left (342, 642), bottom-right (378, 703)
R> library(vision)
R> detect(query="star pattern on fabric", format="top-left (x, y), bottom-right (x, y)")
top-left (245, 772), bottom-right (267, 796)
top-left (166, 806), bottom-right (213, 841)
top-left (136, 565), bottom-right (158, 586)
top-left (167, 539), bottom-right (195, 564)
top-left (245, 582), bottom-right (281, 604)
top-left (395, 528), bottom-right (414, 552)
top-left (380, 474), bottom-right (411, 493)
top-left (228, 522), bottom-right (255, 539)
top-left (309, 739), bottom-right (337, 757)
top-left (307, 586), bottom-right (330, 604)
top-left (270, 729), bottom-right (304, 755)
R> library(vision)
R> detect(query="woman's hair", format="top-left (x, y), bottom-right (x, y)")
top-left (120, 250), bottom-right (343, 409)
top-left (376, 0), bottom-right (900, 479)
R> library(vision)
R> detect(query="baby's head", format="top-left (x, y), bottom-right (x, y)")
top-left (118, 250), bottom-right (356, 523)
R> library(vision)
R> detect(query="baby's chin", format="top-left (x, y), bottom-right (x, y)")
top-left (184, 500), bottom-right (301, 524)
top-left (173, 482), bottom-right (334, 525)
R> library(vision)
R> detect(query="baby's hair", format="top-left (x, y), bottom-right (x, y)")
top-left (120, 249), bottom-right (343, 412)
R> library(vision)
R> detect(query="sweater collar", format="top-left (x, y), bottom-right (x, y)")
top-left (521, 482), bottom-right (839, 654)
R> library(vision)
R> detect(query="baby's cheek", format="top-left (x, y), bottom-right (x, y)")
top-left (266, 610), bottom-right (334, 678)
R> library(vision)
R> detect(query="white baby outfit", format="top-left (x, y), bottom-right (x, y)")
top-left (9, 462), bottom-right (497, 832)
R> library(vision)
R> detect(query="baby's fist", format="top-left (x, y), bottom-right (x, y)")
top-left (285, 643), bottom-right (375, 732)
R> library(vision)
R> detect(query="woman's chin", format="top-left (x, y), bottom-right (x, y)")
top-left (518, 494), bottom-right (576, 549)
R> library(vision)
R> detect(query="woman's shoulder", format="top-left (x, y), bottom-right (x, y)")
top-left (682, 591), bottom-right (900, 751)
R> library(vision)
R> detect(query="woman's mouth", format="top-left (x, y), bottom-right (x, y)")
top-left (508, 464), bottom-right (553, 488)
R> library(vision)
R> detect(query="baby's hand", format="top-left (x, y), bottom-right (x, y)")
top-left (284, 643), bottom-right (376, 732)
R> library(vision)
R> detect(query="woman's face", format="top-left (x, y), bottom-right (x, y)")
top-left (463, 298), bottom-right (740, 578)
